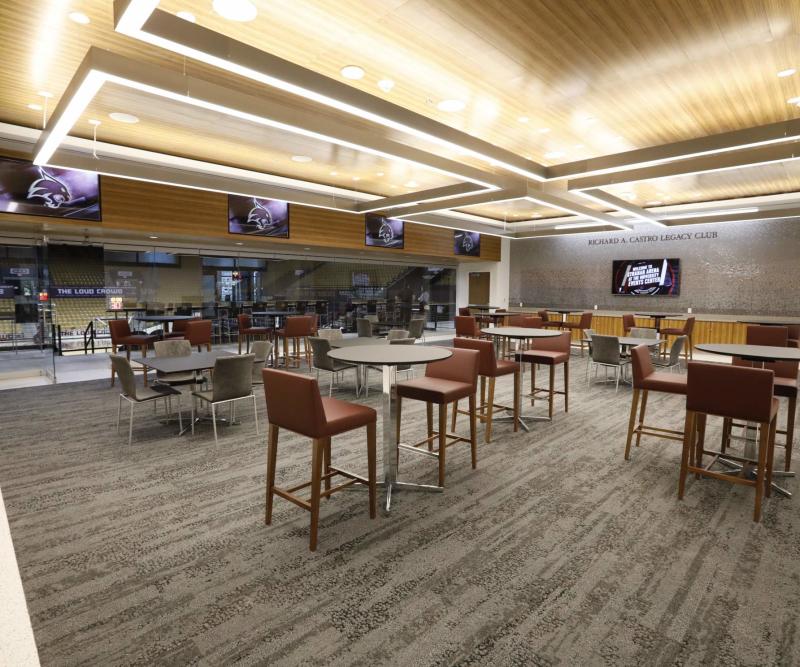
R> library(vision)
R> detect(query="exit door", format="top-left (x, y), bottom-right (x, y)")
top-left (468, 272), bottom-right (490, 305)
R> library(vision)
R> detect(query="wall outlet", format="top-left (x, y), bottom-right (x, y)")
top-left (519, 302), bottom-right (523, 307)
top-left (687, 307), bottom-right (692, 314)
top-left (594, 304), bottom-right (598, 310)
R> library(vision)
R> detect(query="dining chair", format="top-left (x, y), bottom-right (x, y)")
top-left (108, 319), bottom-right (158, 386)
top-left (652, 336), bottom-right (685, 372)
top-left (263, 368), bottom-right (377, 551)
top-left (191, 354), bottom-right (258, 445)
top-left (111, 355), bottom-right (183, 445)
top-left (153, 339), bottom-right (205, 388)
top-left (622, 313), bottom-right (635, 335)
top-left (237, 313), bottom-right (270, 354)
top-left (309, 337), bottom-right (357, 396)
top-left (356, 318), bottom-right (373, 337)
top-left (274, 316), bottom-right (312, 368)
top-left (661, 316), bottom-right (695, 360)
top-left (317, 328), bottom-right (344, 340)
top-left (454, 315), bottom-right (482, 339)
top-left (588, 335), bottom-right (629, 392)
top-left (184, 319), bottom-right (213, 352)
top-left (250, 340), bottom-right (274, 386)
top-left (387, 328), bottom-right (410, 340)
top-left (407, 318), bottom-right (426, 341)
top-left (518, 331), bottom-right (572, 417)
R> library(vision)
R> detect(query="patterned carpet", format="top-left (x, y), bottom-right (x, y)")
top-left (1, 353), bottom-right (799, 666)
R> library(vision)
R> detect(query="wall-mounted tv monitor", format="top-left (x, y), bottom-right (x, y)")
top-left (454, 230), bottom-right (480, 257)
top-left (612, 258), bottom-right (680, 296)
top-left (0, 157), bottom-right (101, 221)
top-left (365, 213), bottom-right (404, 248)
top-left (228, 195), bottom-right (289, 238)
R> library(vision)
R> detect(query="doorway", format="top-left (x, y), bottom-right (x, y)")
top-left (468, 272), bottom-right (491, 305)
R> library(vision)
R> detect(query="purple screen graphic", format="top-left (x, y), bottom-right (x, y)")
top-left (365, 213), bottom-right (404, 249)
top-left (454, 230), bottom-right (480, 257)
top-left (0, 158), bottom-right (101, 221)
top-left (228, 195), bottom-right (290, 238)
top-left (612, 258), bottom-right (680, 296)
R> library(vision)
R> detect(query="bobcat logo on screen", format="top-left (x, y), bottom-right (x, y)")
top-left (461, 234), bottom-right (474, 253)
top-left (378, 220), bottom-right (394, 243)
top-left (246, 198), bottom-right (276, 231)
top-left (27, 168), bottom-right (72, 209)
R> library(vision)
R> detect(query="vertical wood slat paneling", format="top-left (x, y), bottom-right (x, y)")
top-left (0, 172), bottom-right (501, 262)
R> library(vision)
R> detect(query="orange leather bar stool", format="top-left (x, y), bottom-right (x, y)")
top-left (396, 348), bottom-right (479, 487)
top-left (164, 317), bottom-right (195, 340)
top-left (505, 314), bottom-right (525, 326)
top-left (787, 324), bottom-right (799, 348)
top-left (262, 368), bottom-right (377, 551)
top-left (451, 338), bottom-right (519, 443)
top-left (454, 315), bottom-right (483, 339)
top-left (237, 313), bottom-right (270, 354)
top-left (108, 319), bottom-right (158, 386)
top-left (559, 311), bottom-right (593, 355)
top-left (458, 307), bottom-right (471, 316)
top-left (274, 315), bottom-right (311, 368)
top-left (518, 331), bottom-right (571, 420)
top-left (184, 319), bottom-right (212, 352)
top-left (624, 344), bottom-right (687, 460)
top-left (661, 316), bottom-right (695, 360)
top-left (622, 313), bottom-right (635, 335)
top-left (679, 362), bottom-right (778, 522)
top-left (538, 309), bottom-right (550, 323)
top-left (723, 325), bottom-right (797, 472)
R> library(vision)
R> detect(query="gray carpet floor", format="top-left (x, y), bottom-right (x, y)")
top-left (1, 353), bottom-right (799, 666)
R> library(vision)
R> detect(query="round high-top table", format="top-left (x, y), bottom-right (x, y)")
top-left (250, 310), bottom-right (298, 329)
top-left (328, 344), bottom-right (452, 513)
top-left (696, 343), bottom-right (800, 497)
top-left (135, 314), bottom-right (194, 333)
top-left (635, 312), bottom-right (681, 332)
top-left (544, 308), bottom-right (583, 323)
top-left (482, 326), bottom-right (562, 429)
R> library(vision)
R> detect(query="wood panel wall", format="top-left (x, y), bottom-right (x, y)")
top-left (0, 168), bottom-right (501, 262)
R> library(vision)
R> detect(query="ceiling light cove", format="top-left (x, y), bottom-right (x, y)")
top-left (176, 11), bottom-right (196, 22)
top-left (27, 103), bottom-right (42, 111)
top-left (212, 0), bottom-right (257, 22)
top-left (437, 99), bottom-right (466, 112)
top-left (404, 180), bottom-right (419, 187)
top-left (109, 112), bottom-right (139, 124)
top-left (777, 68), bottom-right (796, 78)
top-left (377, 79), bottom-right (395, 92)
top-left (340, 65), bottom-right (365, 80)
top-left (68, 11), bottom-right (90, 25)
top-left (544, 151), bottom-right (565, 159)
top-left (665, 207), bottom-right (759, 220)
top-left (517, 116), bottom-right (529, 123)
top-left (555, 222), bottom-right (606, 230)
top-left (291, 155), bottom-right (312, 163)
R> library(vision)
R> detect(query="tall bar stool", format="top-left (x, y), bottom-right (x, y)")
top-left (678, 362), bottom-right (778, 522)
top-left (559, 311), bottom-right (593, 355)
top-left (624, 345), bottom-right (687, 460)
top-left (538, 309), bottom-right (550, 323)
top-left (451, 338), bottom-right (519, 443)
top-left (622, 313), bottom-right (635, 335)
top-left (787, 324), bottom-right (799, 349)
top-left (184, 319), bottom-right (212, 352)
top-left (164, 317), bottom-right (195, 340)
top-left (722, 326), bottom-right (797, 472)
top-left (517, 331), bottom-right (571, 420)
top-left (458, 307), bottom-right (471, 316)
top-left (237, 313), bottom-right (270, 354)
top-left (108, 319), bottom-right (158, 386)
top-left (395, 348), bottom-right (479, 487)
top-left (274, 315), bottom-right (312, 368)
top-left (454, 315), bottom-right (483, 339)
top-left (661, 316), bottom-right (695, 360)
top-left (262, 368), bottom-right (377, 552)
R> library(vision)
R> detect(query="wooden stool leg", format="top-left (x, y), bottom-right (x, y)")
top-left (469, 393), bottom-right (477, 468)
top-left (426, 402), bottom-right (434, 451)
top-left (635, 390), bottom-right (649, 448)
top-left (678, 411), bottom-right (696, 500)
top-left (265, 425), bottom-right (278, 524)
top-left (367, 421), bottom-right (377, 519)
top-left (785, 395), bottom-right (796, 472)
top-left (721, 417), bottom-right (731, 454)
top-left (548, 365), bottom-right (555, 419)
top-left (438, 403), bottom-right (447, 487)
top-left (564, 361), bottom-right (569, 412)
top-left (485, 377), bottom-right (495, 443)
top-left (323, 436), bottom-right (332, 495)
top-left (309, 438), bottom-right (323, 551)
top-left (624, 388), bottom-right (641, 460)
top-left (451, 399), bottom-right (458, 432)
top-left (695, 413), bottom-right (707, 476)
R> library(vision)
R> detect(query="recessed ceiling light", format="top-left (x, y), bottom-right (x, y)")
top-left (517, 116), bottom-right (529, 123)
top-left (352, 176), bottom-right (361, 181)
top-left (68, 11), bottom-right (90, 25)
top-left (646, 200), bottom-right (662, 206)
top-left (390, 185), bottom-right (398, 189)
top-left (176, 11), bottom-right (196, 22)
top-left (88, 119), bottom-right (101, 126)
top-left (27, 103), bottom-right (42, 111)
top-left (538, 127), bottom-right (550, 134)
top-left (555, 222), bottom-right (605, 230)
top-left (212, 0), bottom-right (257, 22)
top-left (788, 96), bottom-right (800, 104)
top-left (329, 170), bottom-right (337, 176)
top-left (437, 99), bottom-right (466, 112)
top-left (377, 78), bottom-right (395, 92)
top-left (291, 155), bottom-right (312, 163)
top-left (404, 180), bottom-right (419, 188)
top-left (777, 68), bottom-right (796, 77)
top-left (544, 151), bottom-right (565, 159)
top-left (340, 65), bottom-right (365, 80)
top-left (38, 91), bottom-right (53, 98)
top-left (574, 143), bottom-right (584, 149)
top-left (583, 116), bottom-right (598, 125)
top-left (532, 213), bottom-right (542, 218)
top-left (149, 235), bottom-right (158, 239)
top-left (109, 112), bottom-right (139, 124)
top-left (376, 171), bottom-right (384, 176)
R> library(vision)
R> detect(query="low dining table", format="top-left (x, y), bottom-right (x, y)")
top-left (482, 326), bottom-right (562, 429)
top-left (696, 343), bottom-right (800, 497)
top-left (328, 343), bottom-right (452, 513)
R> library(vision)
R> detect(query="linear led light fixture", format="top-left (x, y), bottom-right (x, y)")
top-left (113, 0), bottom-right (546, 182)
top-left (663, 206), bottom-right (759, 220)
top-left (553, 222), bottom-right (607, 230)
top-left (33, 49), bottom-right (497, 216)
top-left (573, 188), bottom-right (667, 227)
top-left (522, 195), bottom-right (632, 231)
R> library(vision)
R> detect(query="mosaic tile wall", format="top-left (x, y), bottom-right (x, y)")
top-left (509, 217), bottom-right (800, 315)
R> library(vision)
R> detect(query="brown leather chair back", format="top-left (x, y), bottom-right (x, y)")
top-left (283, 315), bottom-right (309, 337)
top-left (458, 307), bottom-right (471, 316)
top-left (426, 347), bottom-right (479, 391)
top-left (185, 319), bottom-right (212, 346)
top-left (630, 344), bottom-right (655, 388)
top-left (109, 318), bottom-right (132, 343)
top-left (521, 316), bottom-right (543, 329)
top-left (538, 309), bottom-right (550, 322)
top-left (506, 314), bottom-right (525, 326)
top-left (532, 331), bottom-right (571, 353)
top-left (578, 312), bottom-right (593, 329)
top-left (687, 361), bottom-right (774, 422)
top-left (622, 314), bottom-right (635, 332)
top-left (453, 337), bottom-right (496, 376)
top-left (262, 368), bottom-right (326, 438)
top-left (238, 313), bottom-right (252, 331)
top-left (787, 324), bottom-right (800, 342)
top-left (302, 315), bottom-right (316, 335)
top-left (454, 315), bottom-right (479, 337)
top-left (682, 316), bottom-right (696, 335)
top-left (746, 325), bottom-right (788, 347)
top-left (171, 318), bottom-right (192, 334)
